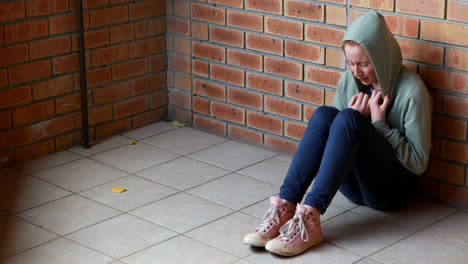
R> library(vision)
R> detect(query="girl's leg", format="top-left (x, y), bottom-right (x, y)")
top-left (279, 106), bottom-right (339, 204)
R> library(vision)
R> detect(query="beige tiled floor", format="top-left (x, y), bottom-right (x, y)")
top-left (1, 121), bottom-right (467, 264)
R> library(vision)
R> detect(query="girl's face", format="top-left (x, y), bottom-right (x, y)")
top-left (344, 44), bottom-right (379, 89)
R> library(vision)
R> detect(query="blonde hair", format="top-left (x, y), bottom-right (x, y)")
top-left (342, 40), bottom-right (359, 49)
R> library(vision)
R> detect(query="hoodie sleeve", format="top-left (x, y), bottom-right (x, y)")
top-left (372, 86), bottom-right (432, 175)
top-left (332, 74), bottom-right (349, 111)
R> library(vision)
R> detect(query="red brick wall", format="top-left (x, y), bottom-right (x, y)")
top-left (166, 0), bottom-right (468, 208)
top-left (0, 0), bottom-right (167, 166)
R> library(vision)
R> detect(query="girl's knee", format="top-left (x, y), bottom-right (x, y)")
top-left (309, 106), bottom-right (339, 127)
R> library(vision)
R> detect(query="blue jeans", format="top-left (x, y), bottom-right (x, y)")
top-left (279, 106), bottom-right (418, 214)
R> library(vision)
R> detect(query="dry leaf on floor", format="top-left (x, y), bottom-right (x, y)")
top-left (110, 186), bottom-right (127, 193)
top-left (128, 141), bottom-right (137, 145)
top-left (172, 120), bottom-right (185, 127)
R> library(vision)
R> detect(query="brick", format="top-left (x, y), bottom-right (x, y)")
top-left (397, 39), bottom-right (443, 66)
top-left (167, 71), bottom-right (174, 87)
top-left (12, 100), bottom-right (54, 126)
top-left (113, 59), bottom-right (148, 80)
top-left (265, 17), bottom-right (303, 40)
top-left (52, 54), bottom-right (78, 75)
top-left (132, 108), bottom-right (167, 128)
top-left (0, 44), bottom-right (28, 67)
top-left (0, 27), bottom-right (3, 44)
top-left (167, 17), bottom-right (190, 36)
top-left (110, 22), bottom-right (147, 44)
top-left (265, 134), bottom-right (298, 155)
top-left (0, 151), bottom-right (14, 168)
top-left (209, 0), bottom-right (243, 8)
top-left (93, 81), bottom-right (131, 105)
top-left (169, 90), bottom-right (191, 109)
top-left (420, 20), bottom-right (468, 47)
top-left (285, 120), bottom-right (306, 140)
top-left (444, 95), bottom-right (468, 118)
top-left (441, 140), bottom-right (468, 164)
top-left (305, 24), bottom-right (345, 47)
top-left (419, 67), bottom-right (468, 94)
top-left (150, 89), bottom-right (169, 109)
top-left (192, 3), bottom-right (225, 25)
top-left (0, 126), bottom-right (34, 151)
top-left (210, 26), bottom-right (244, 48)
top-left (27, 0), bottom-right (68, 17)
top-left (284, 0), bottom-right (324, 22)
top-left (92, 43), bottom-right (129, 66)
top-left (150, 53), bottom-right (168, 72)
top-left (212, 101), bottom-right (245, 124)
top-left (194, 114), bottom-right (227, 136)
top-left (77, 0), bottom-right (109, 9)
top-left (175, 72), bottom-right (190, 91)
top-left (0, 1), bottom-right (25, 22)
top-left (193, 59), bottom-right (209, 78)
top-left (228, 87), bottom-right (262, 110)
top-left (227, 49), bottom-right (262, 72)
top-left (114, 95), bottom-right (149, 119)
top-left (55, 131), bottom-right (82, 152)
top-left (326, 48), bottom-right (345, 69)
top-left (91, 5), bottom-right (128, 28)
top-left (0, 110), bottom-right (11, 129)
top-left (34, 114), bottom-right (75, 140)
top-left (174, 37), bottom-right (190, 56)
top-left (228, 124), bottom-right (263, 146)
top-left (211, 64), bottom-right (245, 87)
top-left (55, 93), bottom-right (83, 114)
top-left (166, 36), bottom-right (173, 51)
top-left (451, 73), bottom-right (468, 95)
top-left (0, 69), bottom-right (7, 87)
top-left (83, 29), bottom-right (109, 49)
top-left (351, 0), bottom-right (394, 11)
top-left (432, 115), bottom-right (467, 141)
top-left (5, 19), bottom-right (48, 44)
top-left (0, 86), bottom-right (31, 108)
top-left (129, 0), bottom-right (165, 20)
top-left (30, 36), bottom-right (71, 60)
top-left (285, 40), bottom-right (324, 64)
top-left (383, 14), bottom-right (419, 38)
top-left (246, 33), bottom-right (283, 56)
top-left (165, 0), bottom-right (173, 14)
top-left (326, 5), bottom-right (346, 26)
top-left (265, 96), bottom-right (301, 120)
top-left (15, 139), bottom-right (55, 164)
top-left (448, 0), bottom-right (468, 23)
top-left (193, 96), bottom-right (210, 115)
top-left (49, 13), bottom-right (90, 35)
top-left (305, 65), bottom-right (342, 88)
top-left (96, 118), bottom-right (131, 139)
top-left (83, 67), bottom-right (110, 87)
top-left (9, 60), bottom-right (51, 85)
top-left (285, 81), bottom-right (324, 105)
top-left (446, 47), bottom-right (468, 72)
top-left (131, 37), bottom-right (165, 58)
top-left (133, 72), bottom-right (166, 94)
top-left (264, 57), bottom-right (302, 80)
top-left (227, 10), bottom-right (262, 32)
top-left (429, 90), bottom-right (442, 113)
top-left (396, 0), bottom-right (444, 18)
top-left (247, 110), bottom-right (282, 135)
top-left (149, 17), bottom-right (166, 36)
top-left (172, 0), bottom-right (190, 17)
top-left (193, 78), bottom-right (226, 101)
top-left (426, 158), bottom-right (464, 185)
top-left (192, 42), bottom-right (226, 63)
top-left (246, 72), bottom-right (282, 95)
top-left (439, 184), bottom-right (468, 210)
top-left (245, 0), bottom-right (282, 15)
top-left (325, 90), bottom-right (336, 106)
top-left (168, 54), bottom-right (190, 73)
top-left (192, 22), bottom-right (209, 40)
top-left (304, 105), bottom-right (317, 122)
top-left (32, 75), bottom-right (73, 100)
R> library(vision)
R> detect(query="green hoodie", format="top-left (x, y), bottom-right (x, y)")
top-left (332, 11), bottom-right (432, 175)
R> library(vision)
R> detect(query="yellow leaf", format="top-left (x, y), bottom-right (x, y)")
top-left (172, 120), bottom-right (185, 127)
top-left (128, 141), bottom-right (137, 145)
top-left (110, 186), bottom-right (127, 193)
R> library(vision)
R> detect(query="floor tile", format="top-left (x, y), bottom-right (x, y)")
top-left (372, 234), bottom-right (468, 264)
top-left (188, 141), bottom-right (277, 171)
top-left (90, 142), bottom-right (180, 173)
top-left (121, 121), bottom-right (178, 140)
top-left (34, 158), bottom-right (128, 193)
top-left (241, 198), bottom-right (272, 220)
top-left (136, 157), bottom-right (230, 190)
top-left (246, 242), bottom-right (362, 264)
top-left (0, 238), bottom-right (113, 264)
top-left (18, 195), bottom-right (121, 236)
top-left (142, 127), bottom-right (227, 155)
top-left (68, 135), bottom-right (131, 157)
top-left (352, 197), bottom-right (458, 231)
top-left (421, 211), bottom-right (468, 249)
top-left (16, 151), bottom-right (82, 175)
top-left (79, 175), bottom-right (178, 211)
top-left (0, 176), bottom-right (70, 214)
top-left (187, 173), bottom-right (279, 210)
top-left (330, 191), bottom-right (359, 210)
top-left (0, 212), bottom-right (57, 259)
top-left (233, 260), bottom-right (255, 264)
top-left (67, 214), bottom-right (176, 259)
top-left (321, 204), bottom-right (348, 222)
top-left (238, 155), bottom-right (291, 186)
top-left (186, 212), bottom-right (259, 258)
top-left (355, 259), bottom-right (384, 264)
top-left (121, 235), bottom-right (238, 264)
top-left (130, 192), bottom-right (233, 233)
top-left (322, 211), bottom-right (413, 256)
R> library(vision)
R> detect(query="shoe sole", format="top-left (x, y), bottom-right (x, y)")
top-left (243, 233), bottom-right (272, 247)
top-left (265, 237), bottom-right (324, 256)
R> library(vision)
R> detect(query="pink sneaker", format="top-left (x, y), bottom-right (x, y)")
top-left (243, 196), bottom-right (296, 247)
top-left (265, 204), bottom-right (323, 256)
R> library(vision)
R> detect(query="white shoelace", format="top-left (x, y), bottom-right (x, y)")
top-left (257, 206), bottom-right (280, 231)
top-left (278, 214), bottom-right (309, 243)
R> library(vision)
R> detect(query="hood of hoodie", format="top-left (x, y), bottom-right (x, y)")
top-left (342, 11), bottom-right (402, 100)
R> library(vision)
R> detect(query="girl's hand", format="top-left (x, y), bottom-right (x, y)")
top-left (369, 90), bottom-right (390, 122)
top-left (348, 92), bottom-right (370, 117)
